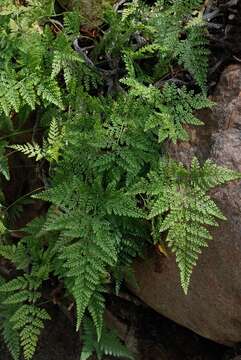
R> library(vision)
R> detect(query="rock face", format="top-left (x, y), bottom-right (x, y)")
top-left (130, 65), bottom-right (241, 346)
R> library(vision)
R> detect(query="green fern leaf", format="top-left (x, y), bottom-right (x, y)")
top-left (0, 277), bottom-right (27, 293)
top-left (147, 158), bottom-right (241, 293)
top-left (9, 143), bottom-right (45, 161)
top-left (177, 24), bottom-right (209, 90)
top-left (0, 141), bottom-right (10, 180)
top-left (88, 291), bottom-right (105, 341)
top-left (18, 78), bottom-right (37, 110)
top-left (2, 319), bottom-right (21, 360)
top-left (81, 318), bottom-right (133, 360)
top-left (17, 306), bottom-right (50, 360)
top-left (37, 79), bottom-right (64, 109)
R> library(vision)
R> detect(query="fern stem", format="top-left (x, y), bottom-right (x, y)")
top-left (5, 187), bottom-right (44, 212)
top-left (0, 130), bottom-right (42, 142)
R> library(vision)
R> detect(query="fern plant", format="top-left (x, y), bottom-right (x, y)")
top-left (0, 1), bottom-right (240, 360)
top-left (0, 218), bottom-right (52, 359)
top-left (145, 157), bottom-right (240, 293)
top-left (9, 118), bottom-right (64, 162)
top-left (81, 317), bottom-right (133, 360)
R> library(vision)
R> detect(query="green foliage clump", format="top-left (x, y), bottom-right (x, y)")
top-left (145, 158), bottom-right (239, 293)
top-left (0, 1), bottom-right (239, 360)
top-left (81, 317), bottom-right (133, 360)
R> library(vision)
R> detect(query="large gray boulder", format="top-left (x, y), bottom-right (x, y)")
top-left (130, 65), bottom-right (241, 346)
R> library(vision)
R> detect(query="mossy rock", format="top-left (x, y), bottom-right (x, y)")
top-left (58, 0), bottom-right (115, 27)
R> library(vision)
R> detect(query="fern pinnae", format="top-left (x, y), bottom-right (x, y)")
top-left (147, 158), bottom-right (241, 293)
top-left (9, 143), bottom-right (45, 161)
top-left (2, 319), bottom-right (21, 360)
top-left (0, 1), bottom-right (240, 359)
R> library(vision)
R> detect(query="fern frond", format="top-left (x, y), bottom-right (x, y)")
top-left (121, 0), bottom-right (139, 21)
top-left (0, 273), bottom-right (50, 360)
top-left (13, 305), bottom-right (50, 360)
top-left (0, 244), bottom-right (29, 269)
top-left (9, 143), bottom-right (45, 161)
top-left (37, 79), bottom-right (64, 109)
top-left (99, 327), bottom-right (133, 359)
top-left (0, 141), bottom-right (10, 180)
top-left (51, 48), bottom-right (83, 80)
top-left (53, 215), bottom-right (118, 331)
top-left (177, 25), bottom-right (209, 90)
top-left (147, 158), bottom-right (241, 293)
top-left (189, 157), bottom-right (241, 191)
top-left (81, 318), bottom-right (133, 360)
top-left (88, 290), bottom-right (105, 341)
top-left (10, 118), bottom-right (64, 163)
top-left (18, 78), bottom-right (38, 110)
top-left (63, 11), bottom-right (82, 36)
top-left (0, 1), bottom-right (239, 358)
top-left (2, 319), bottom-right (21, 360)
top-left (0, 276), bottom-right (27, 293)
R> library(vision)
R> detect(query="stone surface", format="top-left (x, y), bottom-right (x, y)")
top-left (105, 295), bottom-right (224, 359)
top-left (130, 65), bottom-right (241, 346)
